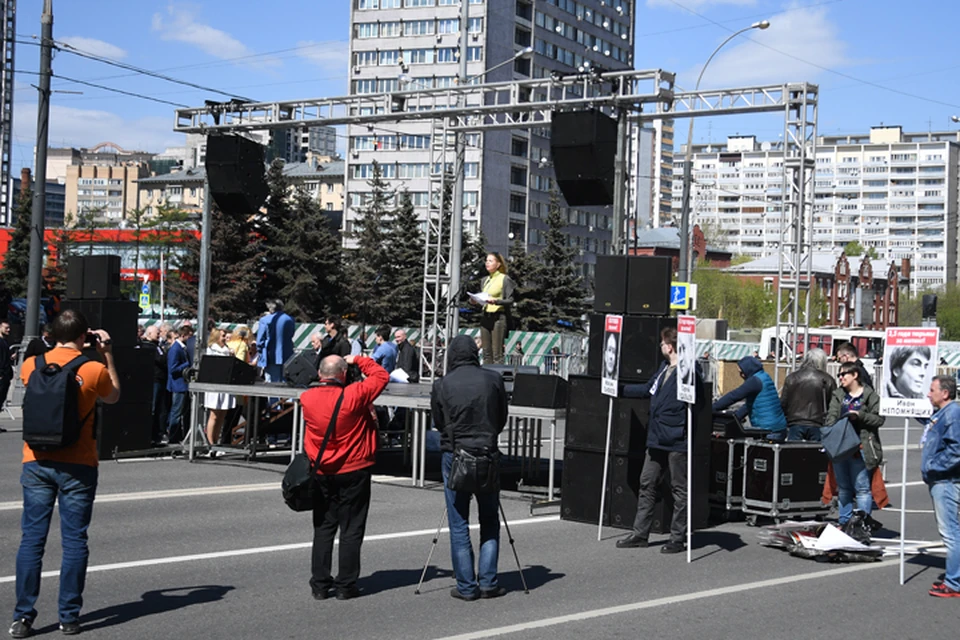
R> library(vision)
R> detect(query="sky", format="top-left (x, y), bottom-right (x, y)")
top-left (9, 0), bottom-right (960, 170)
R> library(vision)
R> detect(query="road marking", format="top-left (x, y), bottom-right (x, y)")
top-left (0, 515), bottom-right (560, 584)
top-left (0, 482), bottom-right (282, 511)
top-left (431, 561), bottom-right (893, 640)
top-left (882, 480), bottom-right (926, 489)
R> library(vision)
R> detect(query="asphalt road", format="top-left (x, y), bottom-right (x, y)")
top-left (0, 417), bottom-right (955, 639)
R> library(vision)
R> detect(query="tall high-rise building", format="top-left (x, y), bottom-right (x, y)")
top-left (346, 0), bottom-right (636, 279)
top-left (673, 126), bottom-right (960, 292)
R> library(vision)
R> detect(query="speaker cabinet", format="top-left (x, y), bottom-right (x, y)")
top-left (594, 255), bottom-right (628, 314)
top-left (283, 350), bottom-right (319, 387)
top-left (511, 373), bottom-right (568, 409)
top-left (66, 256), bottom-right (85, 299)
top-left (96, 402), bottom-right (152, 459)
top-left (588, 314), bottom-right (677, 382)
top-left (61, 299), bottom-right (139, 348)
top-left (482, 364), bottom-right (540, 395)
top-left (627, 256), bottom-right (672, 316)
top-left (82, 346), bottom-right (154, 405)
top-left (922, 294), bottom-right (938, 318)
top-left (550, 110), bottom-right (618, 206)
top-left (81, 255), bottom-right (122, 299)
top-left (565, 375), bottom-right (649, 454)
top-left (205, 134), bottom-right (269, 215)
top-left (197, 354), bottom-right (258, 386)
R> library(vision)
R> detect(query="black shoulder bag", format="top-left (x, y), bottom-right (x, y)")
top-left (281, 388), bottom-right (345, 512)
top-left (444, 411), bottom-right (501, 494)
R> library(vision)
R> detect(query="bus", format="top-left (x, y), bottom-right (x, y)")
top-left (758, 326), bottom-right (886, 366)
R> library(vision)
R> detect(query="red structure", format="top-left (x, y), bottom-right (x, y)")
top-left (628, 225), bottom-right (733, 270)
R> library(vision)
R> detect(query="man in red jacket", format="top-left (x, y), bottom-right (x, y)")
top-left (301, 354), bottom-right (388, 601)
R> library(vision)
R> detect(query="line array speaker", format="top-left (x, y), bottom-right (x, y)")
top-left (205, 134), bottom-right (269, 215)
top-left (550, 109), bottom-right (618, 206)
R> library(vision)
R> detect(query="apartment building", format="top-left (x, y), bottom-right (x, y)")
top-left (185, 124), bottom-right (339, 170)
top-left (346, 0), bottom-right (636, 278)
top-left (672, 126), bottom-right (960, 292)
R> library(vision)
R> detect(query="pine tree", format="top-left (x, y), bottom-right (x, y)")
top-left (73, 208), bottom-right (104, 255)
top-left (207, 204), bottom-right (263, 322)
top-left (275, 188), bottom-right (343, 321)
top-left (0, 188), bottom-right (34, 297)
top-left (256, 159), bottom-right (295, 308)
top-left (165, 219), bottom-right (201, 317)
top-left (507, 235), bottom-right (548, 330)
top-left (458, 228), bottom-right (489, 327)
top-left (343, 161), bottom-right (396, 326)
top-left (389, 191), bottom-right (425, 326)
top-left (44, 226), bottom-right (74, 299)
top-left (539, 191), bottom-right (588, 330)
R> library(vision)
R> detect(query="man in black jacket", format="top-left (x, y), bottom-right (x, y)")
top-left (431, 335), bottom-right (508, 601)
top-left (616, 327), bottom-right (693, 554)
top-left (142, 325), bottom-right (169, 445)
top-left (393, 329), bottom-right (419, 383)
top-left (781, 348), bottom-right (835, 441)
top-left (318, 315), bottom-right (351, 365)
top-left (836, 342), bottom-right (873, 389)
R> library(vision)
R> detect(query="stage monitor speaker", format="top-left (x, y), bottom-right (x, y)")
top-left (922, 293), bottom-right (938, 319)
top-left (565, 375), bottom-right (649, 454)
top-left (60, 299), bottom-right (139, 348)
top-left (82, 346), bottom-right (154, 405)
top-left (626, 256), bottom-right (672, 316)
top-left (511, 373), bottom-right (568, 409)
top-left (96, 402), bottom-right (152, 459)
top-left (66, 256), bottom-right (86, 299)
top-left (587, 314), bottom-right (677, 382)
top-left (593, 255), bottom-right (628, 313)
top-left (283, 350), bottom-right (319, 387)
top-left (197, 354), bottom-right (258, 386)
top-left (205, 134), bottom-right (269, 215)
top-left (482, 364), bottom-right (540, 395)
top-left (550, 110), bottom-right (617, 206)
top-left (82, 255), bottom-right (122, 299)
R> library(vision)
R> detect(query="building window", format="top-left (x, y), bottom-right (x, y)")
top-left (356, 23), bottom-right (377, 39)
top-left (510, 165), bottom-right (527, 186)
top-left (405, 0), bottom-right (435, 6)
top-left (509, 194), bottom-right (526, 214)
top-left (380, 22), bottom-right (401, 37)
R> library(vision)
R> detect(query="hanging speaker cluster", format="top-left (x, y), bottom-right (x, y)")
top-left (204, 134), bottom-right (269, 215)
top-left (550, 109), bottom-right (618, 206)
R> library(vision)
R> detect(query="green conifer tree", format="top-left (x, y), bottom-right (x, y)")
top-left (539, 191), bottom-right (588, 330)
top-left (0, 188), bottom-right (34, 297)
top-left (389, 191), bottom-right (425, 326)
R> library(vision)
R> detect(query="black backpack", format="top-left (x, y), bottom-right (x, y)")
top-left (22, 354), bottom-right (94, 451)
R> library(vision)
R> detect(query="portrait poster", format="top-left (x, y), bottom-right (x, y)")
top-left (880, 327), bottom-right (939, 418)
top-left (601, 314), bottom-right (622, 397)
top-left (677, 315), bottom-right (696, 404)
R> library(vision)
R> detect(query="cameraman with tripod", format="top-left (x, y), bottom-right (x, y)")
top-left (431, 335), bottom-right (509, 601)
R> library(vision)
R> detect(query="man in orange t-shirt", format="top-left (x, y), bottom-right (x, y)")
top-left (10, 310), bottom-right (120, 639)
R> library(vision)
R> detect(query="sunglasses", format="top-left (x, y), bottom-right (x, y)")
top-left (837, 371), bottom-right (854, 378)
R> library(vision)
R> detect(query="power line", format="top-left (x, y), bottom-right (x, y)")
top-left (54, 73), bottom-right (190, 108)
top-left (636, 0), bottom-right (845, 38)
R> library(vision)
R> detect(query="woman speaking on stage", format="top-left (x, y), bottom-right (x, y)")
top-left (477, 252), bottom-right (516, 365)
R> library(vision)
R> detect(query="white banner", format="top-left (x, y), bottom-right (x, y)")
top-left (879, 327), bottom-right (939, 417)
top-left (677, 315), bottom-right (696, 404)
top-left (601, 314), bottom-right (622, 397)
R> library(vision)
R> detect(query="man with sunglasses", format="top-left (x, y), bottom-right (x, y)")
top-left (712, 356), bottom-right (787, 440)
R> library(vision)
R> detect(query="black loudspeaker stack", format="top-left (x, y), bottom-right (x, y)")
top-left (64, 255), bottom-right (153, 459)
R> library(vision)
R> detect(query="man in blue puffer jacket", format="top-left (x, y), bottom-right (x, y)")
top-left (615, 327), bottom-right (699, 554)
top-left (713, 356), bottom-right (787, 440)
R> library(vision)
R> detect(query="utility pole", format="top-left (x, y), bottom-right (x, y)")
top-left (193, 181), bottom-right (211, 368)
top-left (447, 0), bottom-right (469, 338)
top-left (23, 0), bottom-right (52, 350)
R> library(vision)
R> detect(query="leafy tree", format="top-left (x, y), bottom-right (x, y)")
top-left (44, 226), bottom-right (74, 299)
top-left (692, 264), bottom-right (775, 329)
top-left (538, 191), bottom-right (588, 331)
top-left (507, 235), bottom-right (548, 331)
top-left (121, 207), bottom-right (150, 300)
top-left (730, 254), bottom-right (754, 266)
top-left (275, 187), bottom-right (343, 321)
top-left (164, 219), bottom-right (201, 318)
top-left (389, 191), bottom-right (425, 326)
top-left (842, 241), bottom-right (879, 260)
top-left (0, 187), bottom-right (34, 297)
top-left (72, 208), bottom-right (104, 255)
top-left (343, 161), bottom-right (396, 326)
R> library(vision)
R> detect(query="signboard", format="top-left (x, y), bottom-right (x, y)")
top-left (670, 282), bottom-right (690, 310)
top-left (601, 314), bottom-right (622, 397)
top-left (141, 283), bottom-right (150, 295)
top-left (677, 315), bottom-right (696, 404)
top-left (880, 327), bottom-right (939, 418)
top-left (139, 293), bottom-right (151, 311)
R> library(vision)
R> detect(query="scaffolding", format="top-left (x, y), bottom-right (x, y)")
top-left (175, 72), bottom-right (817, 380)
top-left (0, 0), bottom-right (14, 225)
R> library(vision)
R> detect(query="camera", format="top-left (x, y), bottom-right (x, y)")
top-left (86, 331), bottom-right (100, 345)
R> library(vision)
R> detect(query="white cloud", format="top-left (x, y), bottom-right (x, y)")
top-left (151, 4), bottom-right (257, 63)
top-left (647, 0), bottom-right (757, 8)
top-left (296, 41), bottom-right (350, 73)
top-left (679, 5), bottom-right (850, 89)
top-left (13, 102), bottom-right (183, 159)
top-left (59, 36), bottom-right (128, 60)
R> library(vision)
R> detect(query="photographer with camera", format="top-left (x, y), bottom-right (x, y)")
top-left (10, 309), bottom-right (120, 638)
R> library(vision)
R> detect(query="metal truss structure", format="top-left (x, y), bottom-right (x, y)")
top-left (0, 0), bottom-right (14, 226)
top-left (175, 72), bottom-right (817, 380)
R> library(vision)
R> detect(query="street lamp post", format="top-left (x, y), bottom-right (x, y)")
top-left (677, 20), bottom-right (770, 283)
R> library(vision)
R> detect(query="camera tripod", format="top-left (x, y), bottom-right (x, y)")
top-left (415, 498), bottom-right (529, 595)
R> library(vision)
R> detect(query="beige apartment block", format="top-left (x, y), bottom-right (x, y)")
top-left (137, 167), bottom-right (206, 217)
top-left (65, 163), bottom-right (148, 226)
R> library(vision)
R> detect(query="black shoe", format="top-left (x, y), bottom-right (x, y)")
top-left (335, 586), bottom-right (360, 600)
top-left (480, 587), bottom-right (507, 599)
top-left (615, 533), bottom-right (649, 549)
top-left (312, 588), bottom-right (332, 600)
top-left (9, 619), bottom-right (32, 639)
top-left (59, 621), bottom-right (81, 635)
top-left (449, 587), bottom-right (479, 601)
top-left (660, 541), bottom-right (686, 554)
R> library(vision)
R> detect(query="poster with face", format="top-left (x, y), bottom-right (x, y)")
top-left (601, 314), bottom-right (622, 397)
top-left (880, 327), bottom-right (939, 417)
top-left (677, 315), bottom-right (696, 404)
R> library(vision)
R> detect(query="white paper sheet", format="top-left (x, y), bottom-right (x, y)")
top-left (468, 291), bottom-right (493, 305)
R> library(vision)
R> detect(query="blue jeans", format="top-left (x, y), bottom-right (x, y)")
top-left (167, 391), bottom-right (187, 440)
top-left (787, 425), bottom-right (822, 442)
top-left (14, 461), bottom-right (98, 625)
top-left (834, 454), bottom-right (872, 524)
top-left (929, 482), bottom-right (960, 592)
top-left (441, 452), bottom-right (500, 597)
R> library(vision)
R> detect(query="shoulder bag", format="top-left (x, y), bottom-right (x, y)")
top-left (281, 388), bottom-right (345, 512)
top-left (444, 408), bottom-right (501, 494)
top-left (821, 416), bottom-right (860, 462)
